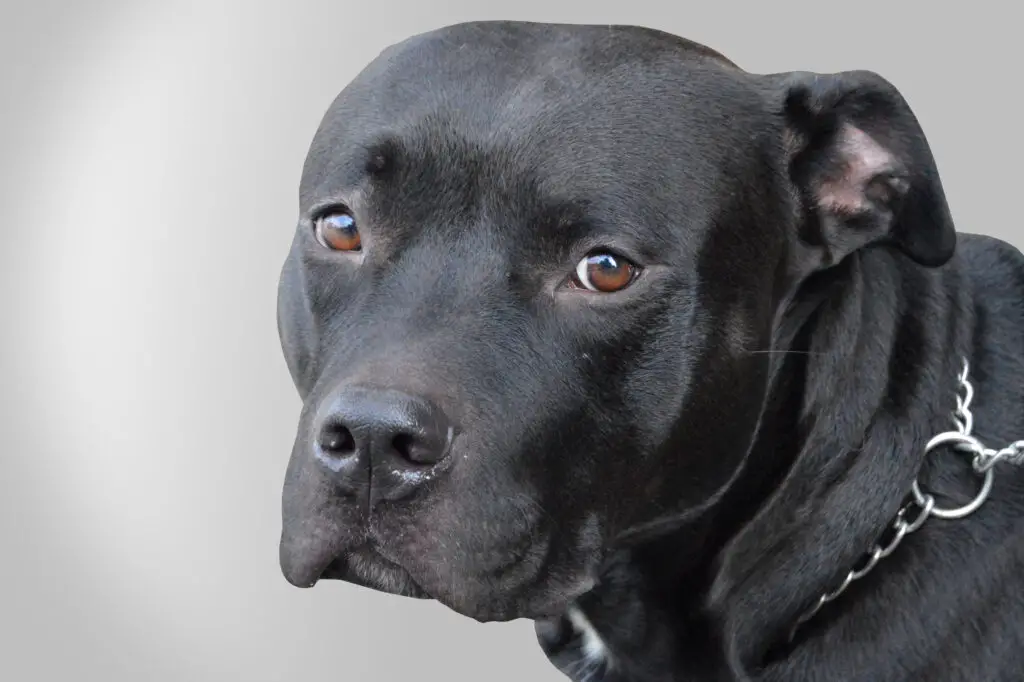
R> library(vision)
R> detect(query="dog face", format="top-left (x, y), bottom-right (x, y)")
top-left (277, 22), bottom-right (953, 623)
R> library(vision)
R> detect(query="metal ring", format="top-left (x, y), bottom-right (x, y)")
top-left (913, 430), bottom-right (994, 519)
top-left (926, 431), bottom-right (985, 457)
top-left (912, 468), bottom-right (994, 520)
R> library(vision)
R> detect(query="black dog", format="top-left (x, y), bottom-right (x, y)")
top-left (276, 21), bottom-right (1024, 681)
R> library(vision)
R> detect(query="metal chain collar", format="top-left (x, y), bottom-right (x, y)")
top-left (789, 358), bottom-right (1024, 641)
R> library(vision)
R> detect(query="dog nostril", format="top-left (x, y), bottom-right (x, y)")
top-left (392, 433), bottom-right (420, 463)
top-left (392, 432), bottom-right (447, 465)
top-left (319, 423), bottom-right (355, 455)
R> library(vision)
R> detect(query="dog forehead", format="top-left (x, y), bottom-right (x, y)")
top-left (303, 24), bottom-right (766, 203)
top-left (372, 20), bottom-right (738, 94)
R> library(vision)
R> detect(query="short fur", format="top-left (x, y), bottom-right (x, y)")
top-left (276, 21), bottom-right (1024, 681)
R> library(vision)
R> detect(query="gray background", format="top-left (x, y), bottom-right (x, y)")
top-left (2, 1), bottom-right (1021, 680)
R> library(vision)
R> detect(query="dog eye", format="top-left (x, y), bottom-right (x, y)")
top-left (314, 210), bottom-right (362, 252)
top-left (571, 252), bottom-right (639, 293)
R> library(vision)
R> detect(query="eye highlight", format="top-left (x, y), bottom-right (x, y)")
top-left (314, 210), bottom-right (361, 252)
top-left (571, 252), bottom-right (639, 293)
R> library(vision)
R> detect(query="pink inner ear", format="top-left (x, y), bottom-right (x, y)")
top-left (817, 124), bottom-right (897, 215)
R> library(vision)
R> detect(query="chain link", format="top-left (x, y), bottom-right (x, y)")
top-left (788, 358), bottom-right (1022, 642)
top-left (973, 440), bottom-right (1024, 472)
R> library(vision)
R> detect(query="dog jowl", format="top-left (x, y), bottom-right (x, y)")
top-left (277, 20), bottom-right (1024, 682)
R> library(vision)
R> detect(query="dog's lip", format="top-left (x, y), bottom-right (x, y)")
top-left (278, 526), bottom-right (430, 596)
top-left (317, 555), bottom-right (350, 581)
top-left (279, 530), bottom-right (352, 588)
top-left (281, 551), bottom-right (334, 589)
top-left (319, 546), bottom-right (431, 598)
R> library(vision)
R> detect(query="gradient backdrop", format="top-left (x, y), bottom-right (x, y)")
top-left (3, 1), bottom-right (1022, 680)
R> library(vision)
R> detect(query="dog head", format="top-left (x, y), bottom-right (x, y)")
top-left (277, 21), bottom-right (954, 623)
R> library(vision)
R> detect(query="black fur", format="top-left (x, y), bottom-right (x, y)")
top-left (276, 21), bottom-right (1024, 681)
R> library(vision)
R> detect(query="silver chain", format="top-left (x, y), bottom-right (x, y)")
top-left (789, 358), bottom-right (1024, 641)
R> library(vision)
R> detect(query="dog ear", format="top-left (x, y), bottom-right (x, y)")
top-left (772, 70), bottom-right (956, 269)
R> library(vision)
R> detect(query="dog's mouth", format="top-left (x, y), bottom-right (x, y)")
top-left (281, 520), bottom-right (605, 624)
top-left (316, 545), bottom-right (430, 599)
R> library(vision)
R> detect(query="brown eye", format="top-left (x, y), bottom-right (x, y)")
top-left (572, 252), bottom-right (638, 293)
top-left (315, 211), bottom-right (361, 251)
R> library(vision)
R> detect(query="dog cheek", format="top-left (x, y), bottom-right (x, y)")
top-left (277, 246), bottom-right (321, 396)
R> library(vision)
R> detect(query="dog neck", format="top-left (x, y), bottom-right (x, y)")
top-left (541, 246), bottom-right (977, 681)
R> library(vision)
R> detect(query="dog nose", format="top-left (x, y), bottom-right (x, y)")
top-left (314, 387), bottom-right (455, 504)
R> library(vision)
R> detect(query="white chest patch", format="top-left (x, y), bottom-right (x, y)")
top-left (567, 606), bottom-right (611, 671)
